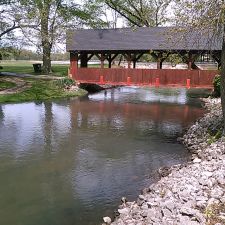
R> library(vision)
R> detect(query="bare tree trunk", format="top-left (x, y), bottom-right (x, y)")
top-left (42, 42), bottom-right (52, 74)
top-left (40, 1), bottom-right (52, 74)
top-left (220, 25), bottom-right (225, 133)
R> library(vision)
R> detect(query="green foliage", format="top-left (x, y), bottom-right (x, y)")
top-left (102, 0), bottom-right (172, 27)
top-left (167, 54), bottom-right (183, 66)
top-left (207, 130), bottom-right (222, 145)
top-left (212, 75), bottom-right (221, 97)
top-left (56, 78), bottom-right (75, 88)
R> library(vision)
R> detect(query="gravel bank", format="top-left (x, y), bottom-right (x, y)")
top-left (103, 98), bottom-right (225, 225)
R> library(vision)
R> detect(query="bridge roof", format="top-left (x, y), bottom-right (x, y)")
top-left (66, 27), bottom-right (222, 52)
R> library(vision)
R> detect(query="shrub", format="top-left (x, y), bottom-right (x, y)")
top-left (213, 75), bottom-right (221, 97)
top-left (56, 78), bottom-right (75, 88)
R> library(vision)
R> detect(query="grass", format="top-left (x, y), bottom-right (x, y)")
top-left (0, 60), bottom-right (106, 77)
top-left (1, 61), bottom-right (69, 77)
top-left (0, 80), bottom-right (16, 91)
top-left (0, 77), bottom-right (87, 103)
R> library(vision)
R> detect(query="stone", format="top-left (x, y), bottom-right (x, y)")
top-left (138, 195), bottom-right (146, 201)
top-left (193, 158), bottom-right (202, 163)
top-left (180, 207), bottom-right (198, 216)
top-left (121, 197), bottom-right (127, 204)
top-left (211, 188), bottom-right (224, 199)
top-left (103, 217), bottom-right (112, 224)
top-left (161, 208), bottom-right (172, 217)
top-left (118, 208), bottom-right (129, 215)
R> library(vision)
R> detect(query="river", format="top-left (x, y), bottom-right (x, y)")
top-left (0, 87), bottom-right (205, 225)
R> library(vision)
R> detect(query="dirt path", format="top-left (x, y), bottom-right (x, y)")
top-left (0, 72), bottom-right (62, 80)
top-left (0, 72), bottom-right (64, 95)
top-left (0, 77), bottom-right (31, 95)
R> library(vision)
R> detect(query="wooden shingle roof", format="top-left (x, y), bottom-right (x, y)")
top-left (66, 27), bottom-right (222, 52)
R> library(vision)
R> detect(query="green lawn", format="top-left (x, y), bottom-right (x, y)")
top-left (0, 77), bottom-right (87, 103)
top-left (0, 61), bottom-right (69, 77)
top-left (0, 60), bottom-right (108, 77)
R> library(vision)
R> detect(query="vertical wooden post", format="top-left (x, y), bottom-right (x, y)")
top-left (70, 52), bottom-right (78, 80)
top-left (186, 79), bottom-right (191, 89)
top-left (127, 54), bottom-right (131, 69)
top-left (127, 76), bottom-right (131, 85)
top-left (80, 53), bottom-right (88, 68)
top-left (101, 54), bottom-right (105, 68)
top-left (108, 54), bottom-right (112, 68)
top-left (188, 60), bottom-right (192, 70)
top-left (188, 52), bottom-right (193, 70)
top-left (133, 60), bottom-right (136, 68)
top-left (157, 59), bottom-right (163, 69)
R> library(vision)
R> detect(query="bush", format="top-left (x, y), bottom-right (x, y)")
top-left (213, 75), bottom-right (221, 97)
top-left (56, 78), bottom-right (75, 88)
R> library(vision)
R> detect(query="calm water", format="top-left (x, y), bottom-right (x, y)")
top-left (0, 87), bottom-right (205, 225)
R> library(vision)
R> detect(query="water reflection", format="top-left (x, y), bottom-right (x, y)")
top-left (0, 87), bottom-right (205, 225)
top-left (90, 87), bottom-right (188, 105)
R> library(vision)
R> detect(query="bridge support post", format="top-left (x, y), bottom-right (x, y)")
top-left (70, 52), bottom-right (78, 80)
top-left (186, 79), bottom-right (191, 89)
top-left (127, 76), bottom-right (131, 85)
top-left (80, 53), bottom-right (88, 68)
top-left (157, 59), bottom-right (163, 69)
top-left (127, 54), bottom-right (131, 69)
top-left (100, 54), bottom-right (106, 68)
top-left (108, 55), bottom-right (112, 68)
top-left (100, 75), bottom-right (104, 84)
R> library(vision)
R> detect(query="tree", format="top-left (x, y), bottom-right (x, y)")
top-left (13, 0), bottom-right (105, 74)
top-left (0, 0), bottom-right (20, 39)
top-left (174, 0), bottom-right (225, 131)
top-left (103, 0), bottom-right (172, 27)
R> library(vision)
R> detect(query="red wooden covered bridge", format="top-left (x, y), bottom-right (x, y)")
top-left (66, 27), bottom-right (221, 88)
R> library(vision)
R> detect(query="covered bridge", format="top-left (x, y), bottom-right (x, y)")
top-left (66, 27), bottom-right (221, 88)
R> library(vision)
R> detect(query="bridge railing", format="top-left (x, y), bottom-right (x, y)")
top-left (74, 68), bottom-right (218, 88)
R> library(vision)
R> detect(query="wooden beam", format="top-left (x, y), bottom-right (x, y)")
top-left (135, 53), bottom-right (144, 62)
top-left (70, 52), bottom-right (78, 80)
top-left (87, 53), bottom-right (94, 61)
top-left (212, 51), bottom-right (221, 69)
top-left (101, 53), bottom-right (105, 68)
top-left (80, 53), bottom-right (88, 68)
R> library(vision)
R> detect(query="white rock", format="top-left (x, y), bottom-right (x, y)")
top-left (103, 217), bottom-right (112, 224)
top-left (193, 158), bottom-right (202, 163)
top-left (118, 208), bottom-right (129, 215)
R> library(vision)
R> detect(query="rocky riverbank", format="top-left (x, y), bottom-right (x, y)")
top-left (103, 98), bottom-right (225, 225)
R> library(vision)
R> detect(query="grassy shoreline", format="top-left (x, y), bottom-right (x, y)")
top-left (0, 76), bottom-right (87, 103)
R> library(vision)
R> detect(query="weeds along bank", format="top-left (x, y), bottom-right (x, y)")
top-left (103, 98), bottom-right (225, 225)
